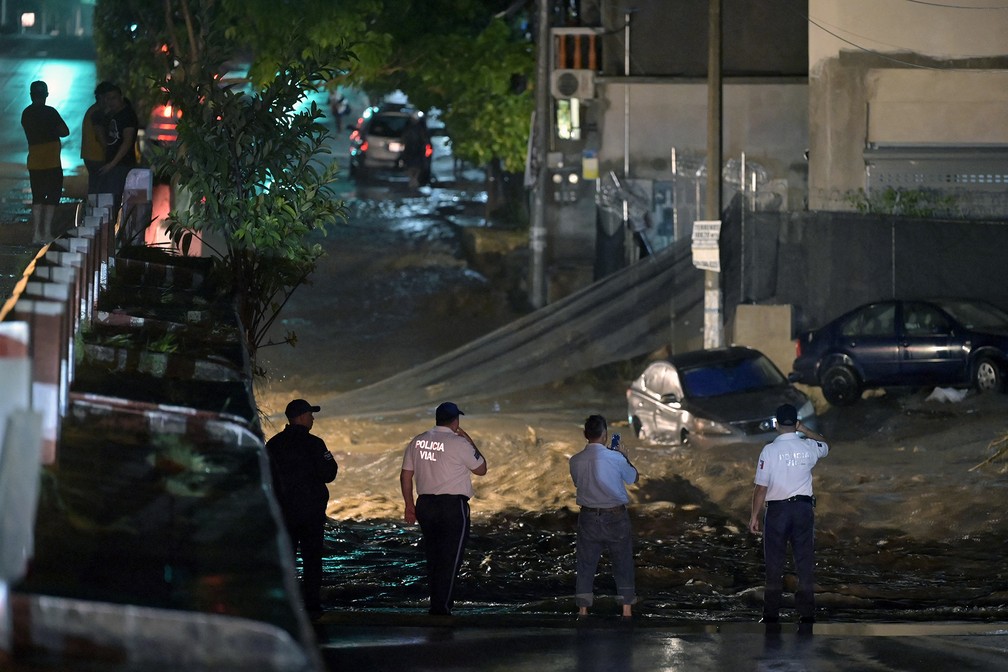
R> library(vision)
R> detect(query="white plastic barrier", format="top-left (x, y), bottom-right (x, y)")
top-left (0, 321), bottom-right (43, 654)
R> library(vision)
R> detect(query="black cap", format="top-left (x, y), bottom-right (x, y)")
top-left (285, 398), bottom-right (320, 420)
top-left (775, 404), bottom-right (798, 426)
top-left (435, 401), bottom-right (463, 424)
top-left (30, 81), bottom-right (47, 96)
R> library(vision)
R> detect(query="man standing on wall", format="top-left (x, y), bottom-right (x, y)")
top-left (400, 401), bottom-right (487, 616)
top-left (95, 82), bottom-right (138, 214)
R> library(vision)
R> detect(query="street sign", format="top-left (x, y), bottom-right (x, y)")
top-left (692, 219), bottom-right (721, 272)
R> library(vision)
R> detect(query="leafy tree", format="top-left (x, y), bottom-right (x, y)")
top-left (98, 0), bottom-right (536, 166)
top-left (95, 0), bottom-right (351, 373)
top-left (330, 0), bottom-right (535, 174)
top-left (95, 0), bottom-right (535, 205)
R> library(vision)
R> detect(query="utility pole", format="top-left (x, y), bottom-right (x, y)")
top-left (704, 0), bottom-right (724, 349)
top-left (528, 0), bottom-right (551, 309)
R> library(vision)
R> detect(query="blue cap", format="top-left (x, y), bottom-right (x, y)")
top-left (435, 401), bottom-right (464, 424)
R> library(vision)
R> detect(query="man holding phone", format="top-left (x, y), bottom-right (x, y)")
top-left (569, 414), bottom-right (639, 619)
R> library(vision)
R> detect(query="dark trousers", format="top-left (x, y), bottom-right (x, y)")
top-left (285, 514), bottom-right (325, 611)
top-left (762, 500), bottom-right (816, 621)
top-left (415, 494), bottom-right (470, 615)
top-left (575, 508), bottom-right (636, 607)
top-left (29, 168), bottom-right (63, 205)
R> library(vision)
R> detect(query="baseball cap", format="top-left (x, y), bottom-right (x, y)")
top-left (435, 401), bottom-right (464, 424)
top-left (775, 403), bottom-right (798, 426)
top-left (30, 81), bottom-right (47, 95)
top-left (285, 398), bottom-right (320, 419)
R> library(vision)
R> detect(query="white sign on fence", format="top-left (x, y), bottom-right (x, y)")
top-left (692, 219), bottom-right (721, 272)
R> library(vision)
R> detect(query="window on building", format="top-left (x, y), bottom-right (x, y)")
top-left (556, 98), bottom-right (581, 140)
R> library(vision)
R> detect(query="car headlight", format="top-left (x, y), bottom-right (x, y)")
top-left (692, 417), bottom-right (734, 435)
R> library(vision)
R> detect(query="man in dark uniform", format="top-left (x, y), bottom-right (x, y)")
top-left (749, 403), bottom-right (829, 631)
top-left (266, 399), bottom-right (338, 615)
top-left (400, 401), bottom-right (487, 616)
top-left (95, 82), bottom-right (138, 215)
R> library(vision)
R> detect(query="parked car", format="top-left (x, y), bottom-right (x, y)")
top-left (626, 346), bottom-right (816, 446)
top-left (790, 298), bottom-right (1008, 405)
top-left (349, 105), bottom-right (432, 183)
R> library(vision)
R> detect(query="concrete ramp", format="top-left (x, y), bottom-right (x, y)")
top-left (321, 238), bottom-right (703, 417)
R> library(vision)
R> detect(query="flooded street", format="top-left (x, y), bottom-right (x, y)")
top-left (255, 177), bottom-right (1008, 626)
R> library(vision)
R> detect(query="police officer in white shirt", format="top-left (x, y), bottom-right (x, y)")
top-left (401, 401), bottom-right (487, 616)
top-left (749, 403), bottom-right (829, 629)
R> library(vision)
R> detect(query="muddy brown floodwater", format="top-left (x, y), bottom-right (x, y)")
top-left (255, 188), bottom-right (1008, 622)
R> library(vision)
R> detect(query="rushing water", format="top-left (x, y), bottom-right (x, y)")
top-left (316, 513), bottom-right (1008, 623)
top-left (305, 415), bottom-right (1008, 624)
top-left (254, 183), bottom-right (1008, 626)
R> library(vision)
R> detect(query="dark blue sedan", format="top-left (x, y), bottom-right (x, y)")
top-left (790, 299), bottom-right (1008, 405)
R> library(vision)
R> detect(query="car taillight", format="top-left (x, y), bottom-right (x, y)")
top-left (360, 141), bottom-right (368, 152)
top-left (424, 143), bottom-right (433, 158)
top-left (795, 339), bottom-right (802, 359)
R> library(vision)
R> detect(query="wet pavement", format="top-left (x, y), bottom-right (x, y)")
top-left (4, 35), bottom-right (1008, 672)
top-left (314, 614), bottom-right (1008, 672)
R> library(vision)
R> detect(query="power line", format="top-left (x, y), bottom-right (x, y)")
top-left (805, 15), bottom-right (944, 69)
top-left (902, 1), bottom-right (1008, 9)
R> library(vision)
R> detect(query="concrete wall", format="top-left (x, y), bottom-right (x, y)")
top-left (732, 304), bottom-right (794, 376)
top-left (807, 0), bottom-right (1008, 211)
top-left (720, 208), bottom-right (1008, 336)
top-left (594, 81), bottom-right (808, 198)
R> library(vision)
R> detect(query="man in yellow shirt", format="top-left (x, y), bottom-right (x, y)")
top-left (21, 81), bottom-right (70, 243)
top-left (81, 82), bottom-right (113, 195)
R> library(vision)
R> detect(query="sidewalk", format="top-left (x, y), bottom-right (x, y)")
top-left (0, 164), bottom-right (86, 303)
top-left (314, 613), bottom-right (1008, 672)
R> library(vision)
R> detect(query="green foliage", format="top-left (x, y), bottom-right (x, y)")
top-left (150, 50), bottom-right (349, 371)
top-left (95, 0), bottom-right (536, 181)
top-left (846, 187), bottom-right (960, 218)
top-left (340, 1), bottom-right (535, 173)
top-left (94, 1), bottom-right (353, 374)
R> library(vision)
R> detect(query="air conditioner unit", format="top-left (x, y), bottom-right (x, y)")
top-left (550, 69), bottom-right (595, 100)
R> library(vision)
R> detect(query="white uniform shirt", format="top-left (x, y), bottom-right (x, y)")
top-left (753, 432), bottom-right (829, 501)
top-left (402, 426), bottom-right (485, 499)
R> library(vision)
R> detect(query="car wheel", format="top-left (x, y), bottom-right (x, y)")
top-left (972, 356), bottom-right (1004, 393)
top-left (821, 365), bottom-right (861, 406)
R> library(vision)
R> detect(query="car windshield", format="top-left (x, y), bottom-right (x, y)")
top-left (680, 355), bottom-right (786, 398)
top-left (369, 115), bottom-right (409, 136)
top-left (933, 300), bottom-right (1008, 332)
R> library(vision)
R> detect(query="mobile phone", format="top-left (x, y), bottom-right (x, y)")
top-left (610, 433), bottom-right (621, 450)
